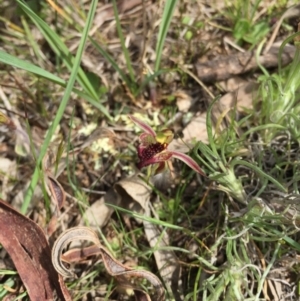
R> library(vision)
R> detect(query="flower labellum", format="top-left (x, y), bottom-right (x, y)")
top-left (130, 115), bottom-right (206, 176)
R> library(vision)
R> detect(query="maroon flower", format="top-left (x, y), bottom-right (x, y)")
top-left (130, 115), bottom-right (206, 176)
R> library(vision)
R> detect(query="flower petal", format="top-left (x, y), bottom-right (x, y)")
top-left (156, 129), bottom-right (174, 144)
top-left (129, 115), bottom-right (156, 137)
top-left (169, 151), bottom-right (206, 176)
top-left (140, 133), bottom-right (157, 146)
top-left (137, 145), bottom-right (146, 159)
top-left (137, 151), bottom-right (173, 169)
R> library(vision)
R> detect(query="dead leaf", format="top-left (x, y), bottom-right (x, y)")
top-left (52, 226), bottom-right (165, 301)
top-left (217, 81), bottom-right (259, 113)
top-left (45, 174), bottom-right (66, 210)
top-left (175, 90), bottom-right (193, 112)
top-left (80, 196), bottom-right (114, 229)
top-left (42, 150), bottom-right (66, 210)
top-left (114, 176), bottom-right (151, 214)
top-left (80, 185), bottom-right (121, 229)
top-left (0, 199), bottom-right (71, 301)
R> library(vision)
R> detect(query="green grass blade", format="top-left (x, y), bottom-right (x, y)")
top-left (0, 50), bottom-right (111, 120)
top-left (136, 69), bottom-right (170, 95)
top-left (22, 0), bottom-right (99, 213)
top-left (90, 37), bottom-right (131, 87)
top-left (0, 50), bottom-right (65, 85)
top-left (232, 159), bottom-right (286, 193)
top-left (206, 96), bottom-right (222, 156)
top-left (16, 0), bottom-right (98, 100)
top-left (154, 0), bottom-right (178, 72)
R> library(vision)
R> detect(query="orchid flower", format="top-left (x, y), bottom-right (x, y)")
top-left (130, 115), bottom-right (206, 176)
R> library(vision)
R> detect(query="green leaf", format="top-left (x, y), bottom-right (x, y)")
top-left (22, 0), bottom-right (99, 213)
top-left (155, 0), bottom-right (178, 72)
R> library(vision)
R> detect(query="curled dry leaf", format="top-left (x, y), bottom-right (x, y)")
top-left (0, 199), bottom-right (71, 301)
top-left (52, 226), bottom-right (165, 301)
top-left (42, 151), bottom-right (66, 210)
top-left (46, 174), bottom-right (66, 210)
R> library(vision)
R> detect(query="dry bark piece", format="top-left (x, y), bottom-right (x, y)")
top-left (52, 226), bottom-right (165, 301)
top-left (0, 199), bottom-right (71, 301)
top-left (195, 45), bottom-right (295, 83)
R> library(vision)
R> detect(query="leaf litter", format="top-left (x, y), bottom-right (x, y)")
top-left (1, 0), bottom-right (300, 300)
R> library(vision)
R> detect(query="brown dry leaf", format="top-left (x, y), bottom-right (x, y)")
top-left (61, 245), bottom-right (100, 264)
top-left (80, 197), bottom-right (113, 228)
top-left (216, 81), bottom-right (259, 114)
top-left (114, 175), bottom-right (151, 216)
top-left (0, 199), bottom-right (71, 301)
top-left (168, 113), bottom-right (207, 149)
top-left (175, 90), bottom-right (193, 112)
top-left (52, 226), bottom-right (165, 301)
top-left (45, 174), bottom-right (66, 210)
top-left (42, 151), bottom-right (66, 210)
top-left (80, 185), bottom-right (121, 229)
